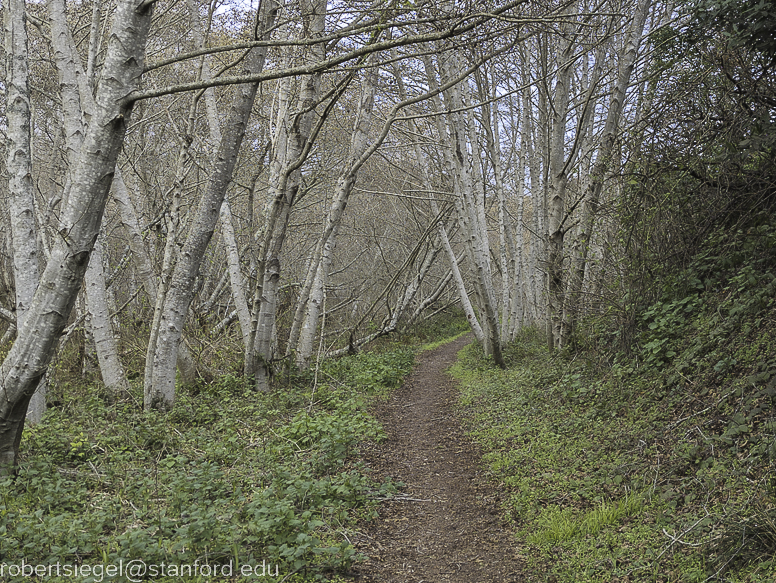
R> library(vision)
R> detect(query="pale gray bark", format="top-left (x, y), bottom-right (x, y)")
top-left (522, 66), bottom-right (545, 326)
top-left (5, 0), bottom-right (44, 423)
top-left (145, 0), bottom-right (278, 411)
top-left (286, 244), bottom-right (322, 361)
top-left (48, 0), bottom-right (131, 398)
top-left (248, 0), bottom-right (326, 389)
top-left (0, 0), bottom-right (154, 474)
top-left (546, 29), bottom-right (576, 349)
top-left (48, 0), bottom-right (89, 194)
top-left (85, 0), bottom-right (102, 87)
top-left (475, 66), bottom-right (522, 344)
top-left (561, 0), bottom-right (651, 346)
top-left (388, 244), bottom-right (441, 332)
top-left (293, 47), bottom-right (491, 368)
top-left (424, 51), bottom-right (504, 366)
top-left (112, 172), bottom-right (158, 298)
top-left (390, 58), bottom-right (485, 344)
top-left (436, 206), bottom-right (485, 343)
top-left (199, 263), bottom-right (229, 315)
top-left (220, 202), bottom-right (252, 348)
top-left (405, 270), bottom-right (454, 329)
top-left (508, 87), bottom-right (529, 336)
top-left (189, 0), bottom-right (252, 350)
top-left (143, 141), bottom-right (189, 397)
top-left (84, 237), bottom-right (130, 397)
top-left (295, 65), bottom-right (378, 369)
top-left (244, 51), bottom-right (293, 384)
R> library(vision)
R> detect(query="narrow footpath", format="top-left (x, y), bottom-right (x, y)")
top-left (351, 335), bottom-right (525, 582)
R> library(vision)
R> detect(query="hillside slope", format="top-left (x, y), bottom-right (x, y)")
top-left (452, 224), bottom-right (776, 582)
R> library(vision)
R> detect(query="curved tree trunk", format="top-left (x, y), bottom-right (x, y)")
top-left (0, 0), bottom-right (154, 474)
top-left (48, 0), bottom-right (131, 399)
top-left (560, 0), bottom-right (651, 347)
top-left (295, 66), bottom-right (378, 369)
top-left (247, 0), bottom-right (327, 390)
top-left (145, 2), bottom-right (277, 410)
top-left (424, 51), bottom-right (505, 367)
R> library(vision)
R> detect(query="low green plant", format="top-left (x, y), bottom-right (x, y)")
top-left (1, 342), bottom-right (423, 581)
top-left (528, 491), bottom-right (646, 545)
top-left (452, 289), bottom-right (776, 583)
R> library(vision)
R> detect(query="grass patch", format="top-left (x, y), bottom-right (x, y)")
top-left (529, 491), bottom-right (647, 545)
top-left (452, 317), bottom-right (776, 582)
top-left (418, 330), bottom-right (470, 353)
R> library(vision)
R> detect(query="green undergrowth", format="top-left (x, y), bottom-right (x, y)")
top-left (418, 329), bottom-right (470, 353)
top-left (0, 342), bottom-right (425, 582)
top-left (452, 225), bottom-right (776, 582)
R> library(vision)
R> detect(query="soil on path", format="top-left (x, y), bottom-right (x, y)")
top-left (350, 335), bottom-right (525, 582)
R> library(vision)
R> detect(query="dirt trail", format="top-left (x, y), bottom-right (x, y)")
top-left (351, 335), bottom-right (525, 582)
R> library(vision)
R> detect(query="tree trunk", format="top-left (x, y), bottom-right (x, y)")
top-left (475, 65), bottom-right (522, 344)
top-left (0, 0), bottom-right (153, 475)
top-left (5, 0), bottom-right (44, 423)
top-left (295, 66), bottom-right (377, 369)
top-left (425, 51), bottom-right (505, 367)
top-left (405, 270), bottom-right (454, 328)
top-left (560, 0), bottom-right (651, 346)
top-left (145, 1), bottom-right (277, 410)
top-left (248, 0), bottom-right (327, 389)
top-left (390, 59), bottom-right (486, 345)
top-left (220, 202), bottom-right (253, 349)
top-left (112, 171), bottom-right (158, 299)
top-left (389, 244), bottom-right (441, 332)
top-left (48, 0), bottom-right (130, 398)
top-left (84, 238), bottom-right (130, 398)
top-left (190, 0), bottom-right (253, 350)
top-left (546, 32), bottom-right (576, 349)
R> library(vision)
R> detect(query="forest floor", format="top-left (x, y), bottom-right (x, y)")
top-left (349, 335), bottom-right (526, 582)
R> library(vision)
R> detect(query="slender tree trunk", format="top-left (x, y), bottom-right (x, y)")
top-left (522, 68), bottom-right (544, 327)
top-left (475, 66), bottom-right (521, 344)
top-left (388, 244), bottom-right (441, 332)
top-left (405, 270), bottom-right (453, 328)
top-left (112, 171), bottom-right (158, 298)
top-left (84, 237), bottom-right (130, 398)
top-left (85, 0), bottom-right (101, 86)
top-left (220, 203), bottom-right (253, 348)
top-left (5, 0), bottom-right (44, 423)
top-left (561, 0), bottom-right (651, 346)
top-left (433, 201), bottom-right (486, 344)
top-left (546, 31), bottom-right (576, 349)
top-left (189, 0), bottom-right (253, 350)
top-left (389, 59), bottom-right (486, 344)
top-left (145, 1), bottom-right (277, 410)
top-left (295, 66), bottom-right (377, 369)
top-left (143, 137), bottom-right (191, 397)
top-left (49, 0), bottom-right (130, 398)
top-left (511, 93), bottom-right (529, 336)
top-left (248, 0), bottom-right (327, 389)
top-left (425, 51), bottom-right (505, 366)
top-left (286, 244), bottom-right (322, 360)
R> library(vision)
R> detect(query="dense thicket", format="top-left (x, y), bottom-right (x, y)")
top-left (591, 0), bottom-right (776, 349)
